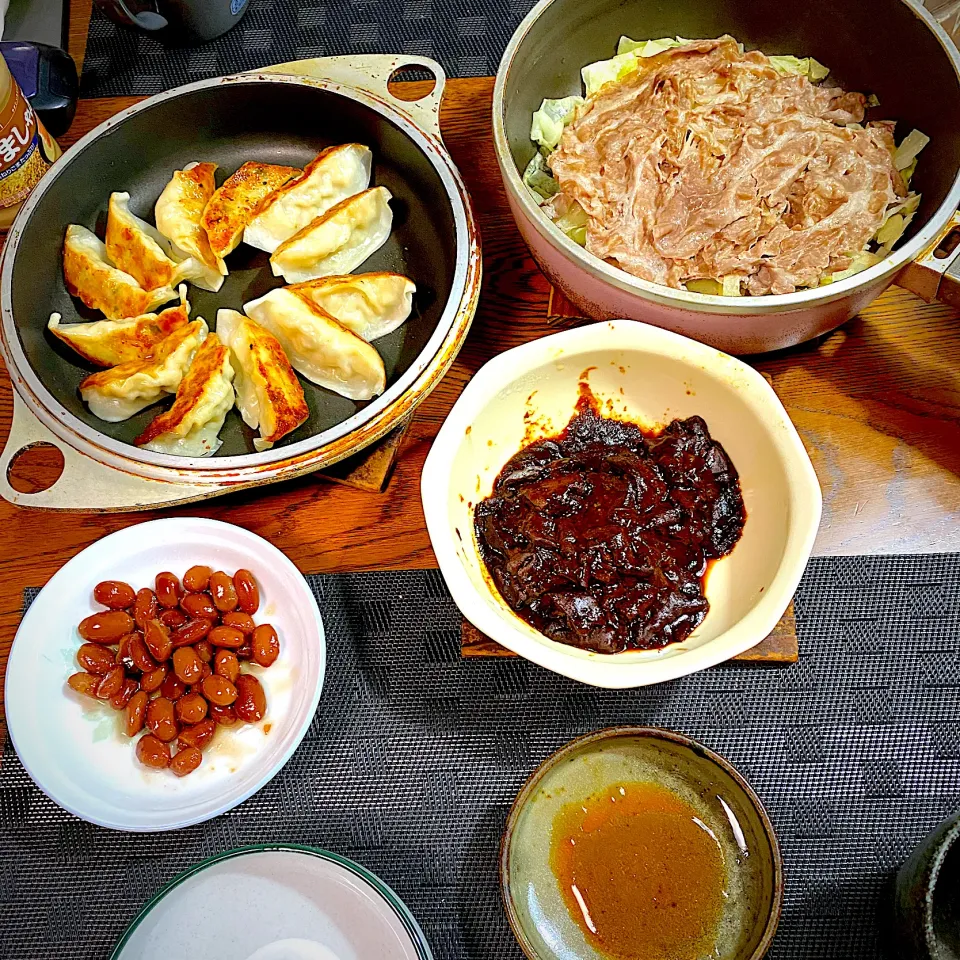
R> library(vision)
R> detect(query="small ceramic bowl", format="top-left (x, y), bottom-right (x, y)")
top-left (112, 845), bottom-right (433, 959)
top-left (421, 319), bottom-right (821, 688)
top-left (4, 517), bottom-right (326, 832)
top-left (501, 727), bottom-right (783, 960)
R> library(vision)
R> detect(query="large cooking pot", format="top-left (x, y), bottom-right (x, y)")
top-left (493, 0), bottom-right (960, 353)
top-left (0, 56), bottom-right (481, 510)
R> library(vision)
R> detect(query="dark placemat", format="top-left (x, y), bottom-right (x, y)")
top-left (80, 0), bottom-right (540, 98)
top-left (2, 556), bottom-right (959, 959)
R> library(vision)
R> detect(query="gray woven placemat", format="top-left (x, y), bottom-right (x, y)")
top-left (2, 556), bottom-right (959, 959)
top-left (80, 0), bottom-right (539, 98)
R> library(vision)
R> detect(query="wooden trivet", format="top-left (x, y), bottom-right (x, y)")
top-left (462, 601), bottom-right (799, 662)
top-left (319, 415), bottom-right (413, 493)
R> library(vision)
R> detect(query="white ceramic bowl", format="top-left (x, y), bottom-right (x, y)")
top-left (5, 517), bottom-right (325, 831)
top-left (421, 319), bottom-right (821, 688)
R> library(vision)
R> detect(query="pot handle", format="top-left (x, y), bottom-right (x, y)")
top-left (897, 210), bottom-right (960, 306)
top-left (256, 55), bottom-right (446, 140)
top-left (0, 390), bottom-right (219, 511)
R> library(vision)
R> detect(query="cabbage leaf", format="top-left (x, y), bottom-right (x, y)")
top-left (894, 129), bottom-right (930, 172)
top-left (530, 96), bottom-right (584, 152)
top-left (522, 152), bottom-right (560, 203)
top-left (769, 55), bottom-right (830, 81)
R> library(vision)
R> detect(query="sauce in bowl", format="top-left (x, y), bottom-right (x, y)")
top-left (551, 781), bottom-right (727, 960)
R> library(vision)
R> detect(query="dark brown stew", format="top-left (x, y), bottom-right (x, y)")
top-left (474, 390), bottom-right (745, 653)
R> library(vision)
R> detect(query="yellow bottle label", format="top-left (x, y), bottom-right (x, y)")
top-left (0, 80), bottom-right (59, 212)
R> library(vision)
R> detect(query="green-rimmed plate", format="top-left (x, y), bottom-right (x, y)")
top-left (112, 844), bottom-right (433, 960)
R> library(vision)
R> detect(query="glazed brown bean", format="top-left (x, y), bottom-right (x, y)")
top-left (140, 665), bottom-right (167, 694)
top-left (176, 692), bottom-right (208, 725)
top-left (67, 672), bottom-right (100, 698)
top-left (195, 640), bottom-right (213, 663)
top-left (95, 665), bottom-right (125, 700)
top-left (129, 633), bottom-right (158, 673)
top-left (172, 646), bottom-right (203, 685)
top-left (77, 642), bottom-right (115, 675)
top-left (155, 572), bottom-right (182, 609)
top-left (134, 588), bottom-right (159, 631)
top-left (181, 592), bottom-right (218, 621)
top-left (209, 571), bottom-right (239, 613)
top-left (251, 624), bottom-right (280, 668)
top-left (125, 690), bottom-right (148, 736)
top-left (208, 704), bottom-right (237, 726)
top-left (93, 580), bottom-right (136, 610)
top-left (143, 620), bottom-right (173, 662)
top-left (115, 634), bottom-right (138, 672)
top-left (171, 619), bottom-right (212, 648)
top-left (109, 678), bottom-right (138, 710)
top-left (136, 734), bottom-right (170, 769)
top-left (160, 673), bottom-right (186, 702)
top-left (233, 569), bottom-right (260, 614)
top-left (159, 608), bottom-right (187, 629)
top-left (207, 626), bottom-right (244, 649)
top-left (78, 610), bottom-right (135, 644)
top-left (201, 674), bottom-right (238, 706)
top-left (213, 649), bottom-right (240, 684)
top-left (221, 611), bottom-right (256, 636)
top-left (236, 642), bottom-right (253, 660)
top-left (146, 698), bottom-right (179, 742)
top-left (234, 674), bottom-right (266, 723)
top-left (183, 565), bottom-right (213, 593)
top-left (178, 718), bottom-right (217, 750)
top-left (170, 746), bottom-right (202, 777)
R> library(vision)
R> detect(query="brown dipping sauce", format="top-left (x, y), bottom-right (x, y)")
top-left (474, 390), bottom-right (745, 653)
top-left (551, 781), bottom-right (727, 960)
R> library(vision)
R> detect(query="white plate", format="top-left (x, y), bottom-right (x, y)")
top-left (421, 319), bottom-right (822, 688)
top-left (4, 517), bottom-right (325, 831)
top-left (112, 846), bottom-right (433, 960)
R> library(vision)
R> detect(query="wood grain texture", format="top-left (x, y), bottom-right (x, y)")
top-left (0, 77), bottom-right (957, 722)
top-left (462, 601), bottom-right (799, 662)
top-left (68, 0), bottom-right (93, 70)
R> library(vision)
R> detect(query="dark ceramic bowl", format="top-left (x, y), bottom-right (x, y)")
top-left (500, 727), bottom-right (784, 960)
top-left (893, 813), bottom-right (960, 958)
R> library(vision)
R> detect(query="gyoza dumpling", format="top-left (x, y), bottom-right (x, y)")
top-left (244, 144), bottom-right (372, 254)
top-left (217, 309), bottom-right (308, 451)
top-left (270, 187), bottom-right (392, 284)
top-left (79, 318), bottom-right (208, 422)
top-left (244, 288), bottom-right (385, 401)
top-left (63, 224), bottom-right (178, 319)
top-left (155, 162), bottom-right (227, 292)
top-left (201, 161), bottom-right (300, 259)
top-left (289, 273), bottom-right (415, 341)
top-left (49, 285), bottom-right (190, 366)
top-left (134, 334), bottom-right (235, 458)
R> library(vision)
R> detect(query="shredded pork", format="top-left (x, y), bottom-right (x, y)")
top-left (548, 37), bottom-right (906, 295)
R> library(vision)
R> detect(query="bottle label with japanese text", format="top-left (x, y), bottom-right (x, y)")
top-left (0, 79), bottom-right (59, 212)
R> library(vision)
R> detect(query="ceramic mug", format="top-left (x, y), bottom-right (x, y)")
top-left (892, 812), bottom-right (960, 958)
top-left (96, 0), bottom-right (250, 42)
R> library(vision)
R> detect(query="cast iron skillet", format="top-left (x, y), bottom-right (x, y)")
top-left (8, 76), bottom-right (459, 460)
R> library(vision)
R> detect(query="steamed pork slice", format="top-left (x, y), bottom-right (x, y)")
top-left (244, 287), bottom-right (385, 401)
top-left (134, 334), bottom-right (236, 457)
top-left (217, 309), bottom-right (308, 451)
top-left (201, 161), bottom-right (300, 259)
top-left (270, 187), bottom-right (393, 284)
top-left (244, 144), bottom-right (373, 254)
top-left (79, 318), bottom-right (208, 422)
top-left (49, 285), bottom-right (190, 366)
top-left (63, 224), bottom-right (178, 319)
top-left (105, 192), bottom-right (186, 291)
top-left (289, 272), bottom-right (415, 341)
top-left (155, 162), bottom-right (227, 292)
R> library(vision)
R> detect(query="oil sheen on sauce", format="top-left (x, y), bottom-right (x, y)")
top-left (550, 781), bottom-right (727, 960)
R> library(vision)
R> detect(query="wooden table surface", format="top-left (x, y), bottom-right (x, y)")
top-left (0, 77), bottom-right (957, 722)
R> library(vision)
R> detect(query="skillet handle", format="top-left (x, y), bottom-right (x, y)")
top-left (0, 390), bottom-right (220, 512)
top-left (256, 55), bottom-right (446, 141)
top-left (897, 209), bottom-right (960, 305)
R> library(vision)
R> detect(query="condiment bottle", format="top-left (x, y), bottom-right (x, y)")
top-left (0, 53), bottom-right (61, 231)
